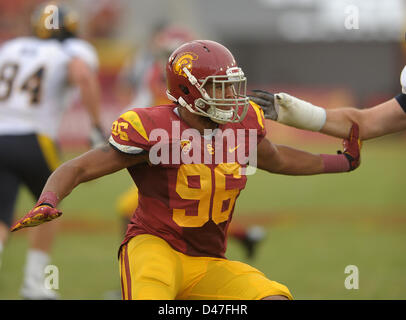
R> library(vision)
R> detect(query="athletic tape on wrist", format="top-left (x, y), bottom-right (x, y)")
top-left (276, 94), bottom-right (327, 131)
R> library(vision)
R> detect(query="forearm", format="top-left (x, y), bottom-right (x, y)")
top-left (322, 108), bottom-right (361, 139)
top-left (260, 92), bottom-right (364, 139)
top-left (40, 145), bottom-right (142, 206)
top-left (257, 129), bottom-right (359, 175)
top-left (254, 65), bottom-right (406, 140)
top-left (258, 139), bottom-right (328, 175)
top-left (324, 98), bottom-right (406, 140)
top-left (10, 144), bottom-right (146, 232)
top-left (9, 152), bottom-right (106, 231)
top-left (274, 93), bottom-right (406, 140)
top-left (267, 145), bottom-right (325, 175)
top-left (42, 160), bottom-right (87, 204)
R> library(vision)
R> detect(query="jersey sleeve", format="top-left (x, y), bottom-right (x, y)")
top-left (248, 101), bottom-right (267, 144)
top-left (63, 39), bottom-right (99, 71)
top-left (108, 109), bottom-right (152, 155)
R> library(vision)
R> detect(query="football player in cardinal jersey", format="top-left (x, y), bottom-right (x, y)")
top-left (249, 65), bottom-right (406, 140)
top-left (0, 3), bottom-right (104, 299)
top-left (114, 25), bottom-right (195, 233)
top-left (116, 24), bottom-right (265, 261)
top-left (11, 40), bottom-right (361, 300)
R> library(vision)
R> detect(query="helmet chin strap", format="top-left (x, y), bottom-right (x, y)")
top-left (167, 91), bottom-right (232, 124)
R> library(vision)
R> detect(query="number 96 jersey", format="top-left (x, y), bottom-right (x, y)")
top-left (109, 103), bottom-right (266, 258)
top-left (0, 37), bottom-right (98, 140)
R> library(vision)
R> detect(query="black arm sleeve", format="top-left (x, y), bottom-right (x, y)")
top-left (395, 94), bottom-right (406, 113)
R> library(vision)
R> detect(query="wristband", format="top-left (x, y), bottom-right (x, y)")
top-left (320, 154), bottom-right (350, 173)
top-left (36, 191), bottom-right (59, 208)
top-left (395, 94), bottom-right (406, 113)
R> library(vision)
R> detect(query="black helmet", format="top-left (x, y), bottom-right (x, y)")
top-left (31, 2), bottom-right (79, 41)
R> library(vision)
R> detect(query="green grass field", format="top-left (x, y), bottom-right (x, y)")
top-left (1, 134), bottom-right (406, 300)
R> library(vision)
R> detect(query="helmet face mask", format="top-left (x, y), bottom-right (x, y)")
top-left (194, 67), bottom-right (249, 124)
top-left (166, 40), bottom-right (249, 124)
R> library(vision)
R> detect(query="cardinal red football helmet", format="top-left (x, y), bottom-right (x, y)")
top-left (166, 40), bottom-right (249, 124)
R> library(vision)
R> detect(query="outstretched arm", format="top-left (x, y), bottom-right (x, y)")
top-left (42, 144), bottom-right (147, 200)
top-left (250, 66), bottom-right (406, 140)
top-left (257, 139), bottom-right (324, 175)
top-left (257, 123), bottom-right (361, 175)
top-left (323, 98), bottom-right (406, 140)
top-left (11, 144), bottom-right (148, 231)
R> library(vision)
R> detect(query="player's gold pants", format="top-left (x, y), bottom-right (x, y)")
top-left (119, 234), bottom-right (293, 300)
top-left (117, 186), bottom-right (139, 219)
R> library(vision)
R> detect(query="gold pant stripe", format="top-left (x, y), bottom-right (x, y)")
top-left (36, 134), bottom-right (61, 172)
top-left (120, 243), bottom-right (133, 300)
top-left (120, 246), bottom-right (127, 300)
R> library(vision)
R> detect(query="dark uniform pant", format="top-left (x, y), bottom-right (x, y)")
top-left (0, 134), bottom-right (60, 226)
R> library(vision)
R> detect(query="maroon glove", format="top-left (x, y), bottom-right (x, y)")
top-left (10, 191), bottom-right (62, 232)
top-left (321, 123), bottom-right (361, 173)
top-left (339, 122), bottom-right (362, 171)
top-left (10, 205), bottom-right (62, 232)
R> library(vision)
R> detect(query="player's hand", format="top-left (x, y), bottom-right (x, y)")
top-left (338, 122), bottom-right (362, 171)
top-left (10, 205), bottom-right (62, 232)
top-left (248, 89), bottom-right (279, 120)
top-left (248, 90), bottom-right (304, 121)
top-left (251, 91), bottom-right (327, 131)
top-left (89, 125), bottom-right (106, 148)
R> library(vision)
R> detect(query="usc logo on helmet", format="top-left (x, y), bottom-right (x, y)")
top-left (173, 52), bottom-right (198, 78)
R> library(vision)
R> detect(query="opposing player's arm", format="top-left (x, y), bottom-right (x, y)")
top-left (68, 57), bottom-right (105, 146)
top-left (323, 98), bottom-right (406, 140)
top-left (68, 57), bottom-right (101, 126)
top-left (250, 64), bottom-right (406, 140)
top-left (257, 123), bottom-right (361, 175)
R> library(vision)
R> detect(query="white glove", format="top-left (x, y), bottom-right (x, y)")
top-left (400, 66), bottom-right (406, 94)
top-left (274, 92), bottom-right (327, 131)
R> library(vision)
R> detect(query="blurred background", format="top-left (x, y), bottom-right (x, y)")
top-left (0, 0), bottom-right (405, 299)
